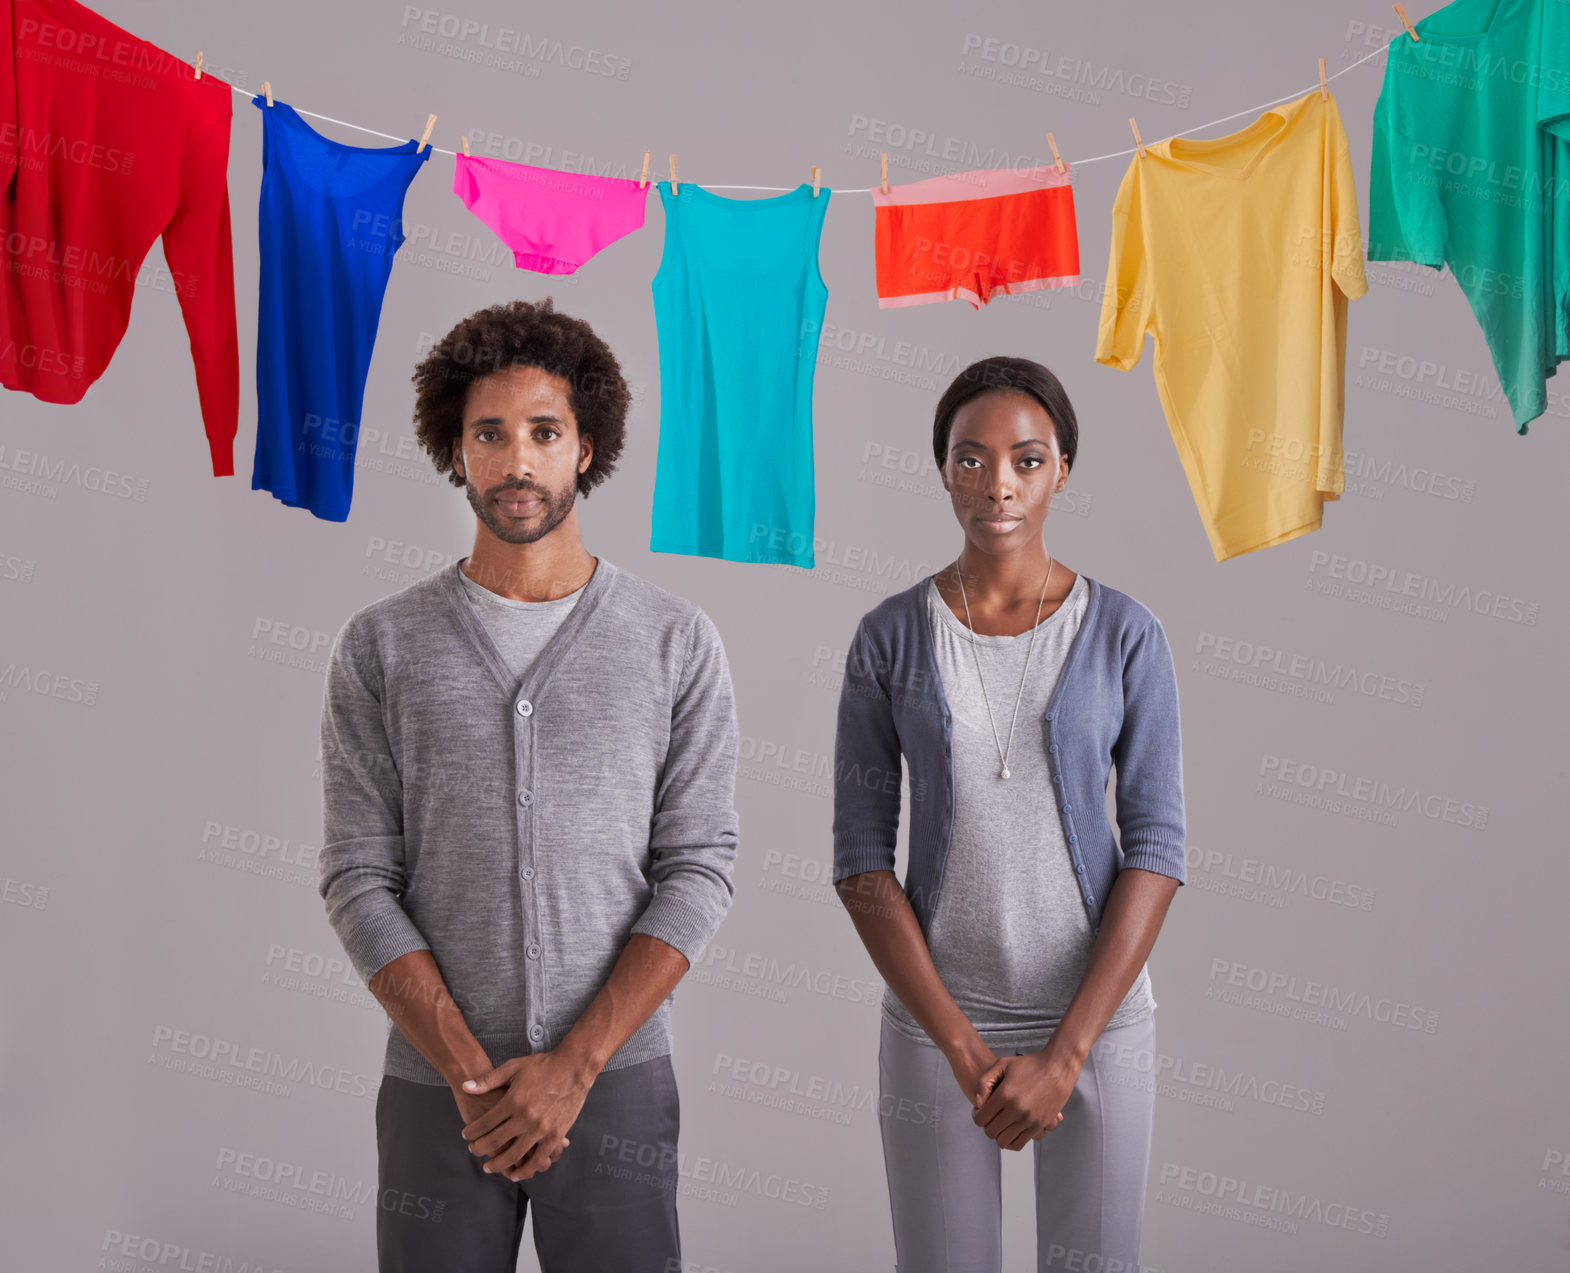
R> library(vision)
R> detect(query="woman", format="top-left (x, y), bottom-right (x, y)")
top-left (832, 356), bottom-right (1186, 1273)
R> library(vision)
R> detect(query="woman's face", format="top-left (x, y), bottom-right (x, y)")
top-left (940, 390), bottom-right (1068, 554)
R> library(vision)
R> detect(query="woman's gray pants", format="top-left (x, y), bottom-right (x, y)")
top-left (878, 1011), bottom-right (1157, 1273)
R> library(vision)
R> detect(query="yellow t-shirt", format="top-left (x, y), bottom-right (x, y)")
top-left (1095, 90), bottom-right (1368, 562)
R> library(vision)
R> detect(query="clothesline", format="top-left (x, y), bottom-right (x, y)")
top-left (225, 41), bottom-right (1392, 192)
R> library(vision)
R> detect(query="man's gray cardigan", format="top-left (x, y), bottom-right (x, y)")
top-left (319, 557), bottom-right (740, 1084)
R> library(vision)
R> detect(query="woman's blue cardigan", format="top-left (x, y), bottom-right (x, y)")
top-left (831, 573), bottom-right (1187, 938)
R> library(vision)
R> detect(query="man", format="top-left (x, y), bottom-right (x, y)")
top-left (318, 297), bottom-right (740, 1271)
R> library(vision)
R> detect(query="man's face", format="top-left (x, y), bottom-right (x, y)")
top-left (452, 364), bottom-right (592, 545)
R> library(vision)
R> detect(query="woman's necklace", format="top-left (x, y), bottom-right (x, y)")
top-left (955, 555), bottom-right (1054, 780)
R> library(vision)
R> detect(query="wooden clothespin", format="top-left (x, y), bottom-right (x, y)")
top-left (1046, 132), bottom-right (1066, 175)
top-left (668, 154), bottom-right (679, 195)
top-left (262, 81), bottom-right (273, 107)
top-left (460, 135), bottom-right (470, 157)
top-left (811, 165), bottom-right (821, 197)
top-left (1319, 58), bottom-right (1328, 100)
top-left (1393, 4), bottom-right (1419, 40)
top-left (639, 149), bottom-right (651, 189)
top-left (1129, 118), bottom-right (1146, 158)
top-left (193, 51), bottom-right (203, 81)
top-left (416, 114), bottom-right (436, 154)
top-left (880, 152), bottom-right (889, 195)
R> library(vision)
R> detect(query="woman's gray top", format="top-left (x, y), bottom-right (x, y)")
top-left (881, 572), bottom-right (1156, 1051)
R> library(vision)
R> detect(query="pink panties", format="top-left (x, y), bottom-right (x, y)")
top-left (453, 154), bottom-right (650, 275)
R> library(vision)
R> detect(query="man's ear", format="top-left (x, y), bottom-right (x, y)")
top-left (452, 438), bottom-right (465, 482)
top-left (578, 430), bottom-right (594, 475)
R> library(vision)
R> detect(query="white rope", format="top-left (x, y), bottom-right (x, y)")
top-left (1065, 43), bottom-right (1391, 168)
top-left (230, 41), bottom-right (1391, 192)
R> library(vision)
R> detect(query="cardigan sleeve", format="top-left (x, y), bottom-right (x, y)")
top-left (631, 609), bottom-right (741, 965)
top-left (831, 614), bottom-right (904, 882)
top-left (318, 616), bottom-right (432, 982)
top-left (1111, 614), bottom-right (1187, 883)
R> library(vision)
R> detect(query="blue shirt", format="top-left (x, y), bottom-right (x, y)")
top-left (251, 98), bottom-right (430, 521)
top-left (831, 572), bottom-right (1186, 937)
top-left (649, 182), bottom-right (829, 566)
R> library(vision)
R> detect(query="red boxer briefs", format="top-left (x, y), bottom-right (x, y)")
top-left (872, 164), bottom-right (1080, 308)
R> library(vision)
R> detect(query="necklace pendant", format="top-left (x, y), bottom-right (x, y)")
top-left (1000, 765), bottom-right (1010, 780)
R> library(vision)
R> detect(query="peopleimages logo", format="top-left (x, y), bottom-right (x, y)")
top-left (695, 942), bottom-right (881, 1007)
top-left (1185, 845), bottom-right (1376, 912)
top-left (1258, 753), bottom-right (1488, 830)
top-left (148, 1025), bottom-right (381, 1099)
top-left (212, 1147), bottom-right (445, 1222)
top-left (1094, 1035), bottom-right (1330, 1116)
top-left (1194, 630), bottom-right (1425, 707)
top-left (958, 33), bottom-right (1192, 106)
top-left (1156, 1162), bottom-right (1390, 1237)
top-left (99, 1229), bottom-right (286, 1273)
top-left (709, 1052), bottom-right (886, 1126)
top-left (1207, 959), bottom-right (1440, 1034)
top-left (1306, 550), bottom-right (1539, 625)
top-left (1541, 1149), bottom-right (1570, 1194)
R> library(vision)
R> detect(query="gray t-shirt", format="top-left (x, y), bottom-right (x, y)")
top-left (882, 571), bottom-right (1156, 1051)
top-left (456, 558), bottom-right (586, 677)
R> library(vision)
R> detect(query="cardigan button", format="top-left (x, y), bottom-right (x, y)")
top-left (1044, 712), bottom-right (1053, 721)
top-left (1076, 863), bottom-right (1085, 873)
top-left (1061, 804), bottom-right (1071, 813)
top-left (1048, 743), bottom-right (1058, 753)
top-left (1069, 834), bottom-right (1078, 843)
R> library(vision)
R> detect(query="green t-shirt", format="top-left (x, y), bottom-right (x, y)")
top-left (1368, 0), bottom-right (1570, 433)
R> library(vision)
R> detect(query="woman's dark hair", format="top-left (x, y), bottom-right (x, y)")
top-left (412, 297), bottom-right (630, 497)
top-left (932, 356), bottom-right (1079, 473)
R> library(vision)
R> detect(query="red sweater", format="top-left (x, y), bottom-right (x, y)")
top-left (1, 0), bottom-right (238, 475)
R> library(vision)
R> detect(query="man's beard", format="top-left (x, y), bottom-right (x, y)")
top-left (465, 476), bottom-right (576, 545)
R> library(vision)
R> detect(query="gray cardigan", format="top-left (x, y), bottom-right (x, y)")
top-left (318, 557), bottom-right (740, 1083)
top-left (832, 572), bottom-right (1186, 937)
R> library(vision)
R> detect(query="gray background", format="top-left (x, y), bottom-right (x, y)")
top-left (2, 1), bottom-right (1567, 1269)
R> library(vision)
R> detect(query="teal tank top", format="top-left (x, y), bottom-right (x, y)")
top-left (649, 182), bottom-right (830, 566)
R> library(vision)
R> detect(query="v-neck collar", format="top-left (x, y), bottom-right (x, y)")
top-left (442, 555), bottom-right (619, 700)
top-left (1403, 0), bottom-right (1509, 45)
top-left (1156, 90), bottom-right (1318, 179)
top-left (914, 572), bottom-right (1103, 724)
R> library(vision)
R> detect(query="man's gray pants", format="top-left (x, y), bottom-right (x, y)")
top-left (374, 1053), bottom-right (681, 1272)
top-left (878, 1011), bottom-right (1158, 1273)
